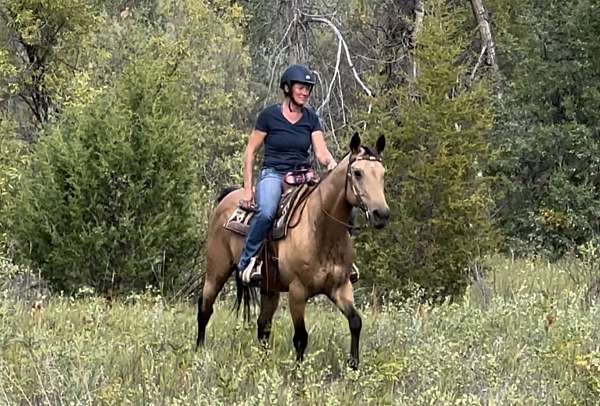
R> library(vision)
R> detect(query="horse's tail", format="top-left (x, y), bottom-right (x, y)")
top-left (216, 186), bottom-right (238, 203)
top-left (234, 271), bottom-right (257, 323)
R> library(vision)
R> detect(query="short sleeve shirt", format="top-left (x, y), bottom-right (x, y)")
top-left (255, 104), bottom-right (323, 172)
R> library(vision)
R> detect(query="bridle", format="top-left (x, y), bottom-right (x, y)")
top-left (321, 153), bottom-right (383, 229)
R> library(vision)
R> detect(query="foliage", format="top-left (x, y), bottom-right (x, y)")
top-left (0, 118), bottom-right (28, 254)
top-left (10, 44), bottom-right (199, 294)
top-left (355, 0), bottom-right (496, 298)
top-left (0, 0), bottom-right (101, 132)
top-left (1, 256), bottom-right (599, 404)
top-left (2, 0), bottom-right (254, 293)
top-left (486, 0), bottom-right (600, 257)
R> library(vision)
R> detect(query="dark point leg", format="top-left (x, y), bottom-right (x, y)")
top-left (257, 291), bottom-right (280, 346)
top-left (289, 286), bottom-right (308, 362)
top-left (330, 281), bottom-right (361, 369)
top-left (196, 268), bottom-right (232, 350)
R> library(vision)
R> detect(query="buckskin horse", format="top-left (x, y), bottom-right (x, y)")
top-left (196, 132), bottom-right (390, 368)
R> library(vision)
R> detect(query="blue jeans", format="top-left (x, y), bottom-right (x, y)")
top-left (238, 168), bottom-right (285, 270)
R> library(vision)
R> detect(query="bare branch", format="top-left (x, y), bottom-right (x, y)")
top-left (303, 14), bottom-right (373, 97)
top-left (317, 38), bottom-right (341, 115)
top-left (470, 45), bottom-right (487, 82)
top-left (18, 93), bottom-right (42, 124)
top-left (265, 45), bottom-right (289, 107)
top-left (337, 69), bottom-right (347, 125)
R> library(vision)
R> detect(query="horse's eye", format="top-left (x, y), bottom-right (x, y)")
top-left (353, 169), bottom-right (363, 179)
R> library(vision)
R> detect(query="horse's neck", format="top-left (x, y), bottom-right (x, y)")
top-left (310, 158), bottom-right (353, 243)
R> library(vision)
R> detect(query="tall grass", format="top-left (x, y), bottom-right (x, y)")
top-left (1, 256), bottom-right (599, 405)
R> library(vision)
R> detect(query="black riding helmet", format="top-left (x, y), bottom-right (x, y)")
top-left (279, 64), bottom-right (316, 96)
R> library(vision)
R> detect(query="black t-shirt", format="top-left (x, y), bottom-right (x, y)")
top-left (255, 104), bottom-right (323, 172)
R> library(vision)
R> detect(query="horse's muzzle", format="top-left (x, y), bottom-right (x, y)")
top-left (370, 208), bottom-right (390, 229)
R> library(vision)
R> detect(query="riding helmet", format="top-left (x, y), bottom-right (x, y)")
top-left (279, 64), bottom-right (316, 93)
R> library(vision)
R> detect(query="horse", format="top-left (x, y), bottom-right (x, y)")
top-left (196, 132), bottom-right (390, 368)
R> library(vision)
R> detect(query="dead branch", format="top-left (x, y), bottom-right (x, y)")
top-left (302, 13), bottom-right (373, 97)
top-left (317, 38), bottom-right (342, 115)
top-left (470, 0), bottom-right (498, 73)
top-left (470, 44), bottom-right (487, 82)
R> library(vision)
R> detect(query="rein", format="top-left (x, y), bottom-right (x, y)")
top-left (287, 152), bottom-right (383, 230)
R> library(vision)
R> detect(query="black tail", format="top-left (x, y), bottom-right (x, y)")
top-left (217, 186), bottom-right (238, 203)
top-left (234, 271), bottom-right (257, 323)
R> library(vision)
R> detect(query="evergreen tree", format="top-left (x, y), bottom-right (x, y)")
top-left (356, 0), bottom-right (496, 298)
top-left (12, 47), bottom-right (199, 294)
top-left (488, 0), bottom-right (600, 257)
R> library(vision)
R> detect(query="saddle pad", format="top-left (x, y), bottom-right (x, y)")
top-left (223, 184), bottom-right (311, 240)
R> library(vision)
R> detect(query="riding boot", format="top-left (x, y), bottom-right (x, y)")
top-left (239, 256), bottom-right (262, 286)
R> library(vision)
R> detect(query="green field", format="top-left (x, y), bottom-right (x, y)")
top-left (1, 256), bottom-right (599, 405)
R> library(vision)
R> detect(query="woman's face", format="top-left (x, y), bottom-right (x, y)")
top-left (290, 83), bottom-right (312, 106)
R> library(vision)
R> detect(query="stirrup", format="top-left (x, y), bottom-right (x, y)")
top-left (350, 263), bottom-right (360, 284)
top-left (240, 257), bottom-right (262, 285)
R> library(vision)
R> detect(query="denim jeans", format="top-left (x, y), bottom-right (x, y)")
top-left (238, 167), bottom-right (285, 270)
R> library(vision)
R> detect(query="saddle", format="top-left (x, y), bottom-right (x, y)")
top-left (223, 181), bottom-right (314, 240)
top-left (223, 169), bottom-right (318, 291)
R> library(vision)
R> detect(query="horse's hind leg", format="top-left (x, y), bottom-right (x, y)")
top-left (289, 283), bottom-right (308, 362)
top-left (257, 291), bottom-right (280, 346)
top-left (330, 281), bottom-right (362, 369)
top-left (196, 250), bottom-right (234, 349)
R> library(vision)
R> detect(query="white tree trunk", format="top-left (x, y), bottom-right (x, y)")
top-left (470, 0), bottom-right (498, 73)
top-left (411, 0), bottom-right (424, 80)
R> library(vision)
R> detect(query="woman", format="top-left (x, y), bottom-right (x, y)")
top-left (238, 64), bottom-right (337, 284)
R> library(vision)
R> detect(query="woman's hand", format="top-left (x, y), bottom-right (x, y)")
top-left (326, 160), bottom-right (337, 171)
top-left (241, 188), bottom-right (254, 203)
top-left (240, 188), bottom-right (256, 211)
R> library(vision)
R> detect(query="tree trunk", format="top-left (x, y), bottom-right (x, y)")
top-left (470, 0), bottom-right (498, 73)
top-left (411, 0), bottom-right (424, 80)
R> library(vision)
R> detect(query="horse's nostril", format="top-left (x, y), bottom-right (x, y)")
top-left (373, 209), bottom-right (390, 221)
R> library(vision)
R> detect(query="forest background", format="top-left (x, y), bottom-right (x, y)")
top-left (1, 0), bottom-right (600, 299)
top-left (2, 0), bottom-right (600, 403)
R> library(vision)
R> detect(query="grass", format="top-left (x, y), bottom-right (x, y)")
top-left (1, 256), bottom-right (600, 405)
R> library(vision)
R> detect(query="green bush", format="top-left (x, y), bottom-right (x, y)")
top-left (11, 48), bottom-right (199, 294)
top-left (0, 118), bottom-right (28, 254)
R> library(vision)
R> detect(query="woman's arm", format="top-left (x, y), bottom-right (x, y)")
top-left (311, 131), bottom-right (337, 170)
top-left (242, 129), bottom-right (267, 203)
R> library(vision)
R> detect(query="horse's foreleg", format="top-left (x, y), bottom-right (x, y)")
top-left (289, 284), bottom-right (308, 362)
top-left (257, 291), bottom-right (280, 346)
top-left (330, 281), bottom-right (362, 369)
top-left (196, 266), bottom-right (234, 349)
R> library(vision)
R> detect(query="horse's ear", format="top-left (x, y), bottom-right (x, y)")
top-left (350, 132), bottom-right (361, 154)
top-left (376, 135), bottom-right (386, 154)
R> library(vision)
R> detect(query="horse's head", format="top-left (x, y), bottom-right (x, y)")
top-left (345, 132), bottom-right (390, 229)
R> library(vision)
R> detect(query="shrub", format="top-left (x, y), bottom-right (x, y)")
top-left (11, 47), bottom-right (199, 294)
